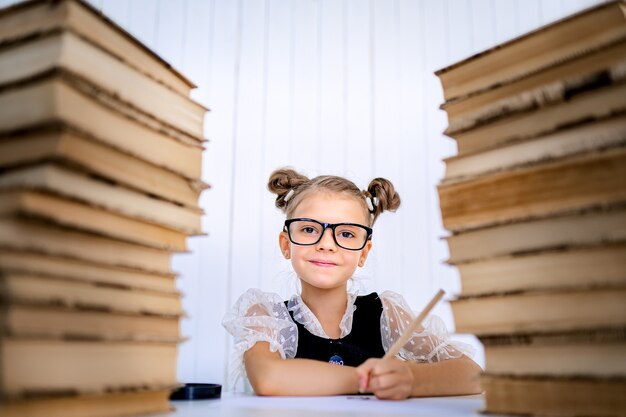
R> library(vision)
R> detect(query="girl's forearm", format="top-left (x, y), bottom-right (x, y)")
top-left (264, 359), bottom-right (360, 396)
top-left (245, 344), bottom-right (360, 396)
top-left (408, 356), bottom-right (482, 397)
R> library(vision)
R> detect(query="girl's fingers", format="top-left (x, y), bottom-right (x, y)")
top-left (358, 372), bottom-right (371, 393)
top-left (356, 358), bottom-right (391, 391)
top-left (364, 360), bottom-right (413, 400)
top-left (357, 358), bottom-right (408, 393)
top-left (369, 371), bottom-right (403, 391)
top-left (359, 358), bottom-right (398, 375)
top-left (370, 370), bottom-right (412, 400)
top-left (373, 386), bottom-right (410, 401)
top-left (355, 359), bottom-right (376, 392)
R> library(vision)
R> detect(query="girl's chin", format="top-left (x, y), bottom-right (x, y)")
top-left (299, 276), bottom-right (351, 290)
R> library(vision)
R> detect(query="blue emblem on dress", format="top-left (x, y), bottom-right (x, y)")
top-left (329, 355), bottom-right (344, 365)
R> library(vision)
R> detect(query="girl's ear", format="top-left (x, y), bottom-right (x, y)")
top-left (279, 231), bottom-right (291, 259)
top-left (358, 240), bottom-right (372, 267)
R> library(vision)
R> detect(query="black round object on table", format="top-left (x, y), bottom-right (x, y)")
top-left (169, 383), bottom-right (222, 400)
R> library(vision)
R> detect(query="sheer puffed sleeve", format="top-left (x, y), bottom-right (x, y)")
top-left (379, 290), bottom-right (475, 362)
top-left (222, 288), bottom-right (298, 386)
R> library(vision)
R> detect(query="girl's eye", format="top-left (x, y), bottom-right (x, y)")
top-left (339, 231), bottom-right (355, 239)
top-left (302, 227), bottom-right (317, 234)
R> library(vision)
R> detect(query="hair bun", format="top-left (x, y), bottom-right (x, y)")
top-left (367, 177), bottom-right (401, 222)
top-left (267, 168), bottom-right (310, 211)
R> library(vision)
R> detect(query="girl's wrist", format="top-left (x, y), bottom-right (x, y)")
top-left (407, 361), bottom-right (434, 397)
top-left (349, 366), bottom-right (363, 394)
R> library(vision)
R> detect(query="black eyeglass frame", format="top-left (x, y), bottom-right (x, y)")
top-left (283, 218), bottom-right (373, 251)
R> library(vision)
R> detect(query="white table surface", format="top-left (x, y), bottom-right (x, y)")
top-left (164, 392), bottom-right (486, 417)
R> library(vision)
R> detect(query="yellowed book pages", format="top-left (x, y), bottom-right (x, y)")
top-left (451, 287), bottom-right (626, 336)
top-left (439, 147), bottom-right (626, 232)
top-left (445, 59), bottom-right (626, 137)
top-left (1, 303), bottom-right (181, 343)
top-left (0, 30), bottom-right (206, 140)
top-left (0, 0), bottom-right (194, 96)
top-left (1, 388), bottom-right (174, 417)
top-left (0, 189), bottom-right (188, 251)
top-left (0, 72), bottom-right (202, 179)
top-left (0, 338), bottom-right (178, 398)
top-left (445, 205), bottom-right (626, 264)
top-left (0, 249), bottom-right (176, 293)
top-left (435, 1), bottom-right (626, 101)
top-left (0, 126), bottom-right (206, 208)
top-left (0, 163), bottom-right (203, 235)
top-left (450, 77), bottom-right (626, 156)
top-left (0, 271), bottom-right (183, 316)
top-left (483, 330), bottom-right (626, 377)
top-left (458, 244), bottom-right (626, 297)
top-left (0, 217), bottom-right (172, 274)
top-left (443, 113), bottom-right (626, 182)
top-left (442, 39), bottom-right (626, 127)
top-left (482, 374), bottom-right (626, 417)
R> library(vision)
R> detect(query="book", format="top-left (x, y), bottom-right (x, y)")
top-left (1, 389), bottom-right (174, 417)
top-left (0, 249), bottom-right (176, 294)
top-left (445, 205), bottom-right (626, 264)
top-left (449, 73), bottom-right (626, 156)
top-left (0, 124), bottom-right (207, 208)
top-left (0, 217), bottom-right (172, 274)
top-left (0, 71), bottom-right (202, 179)
top-left (0, 338), bottom-right (178, 398)
top-left (481, 374), bottom-right (626, 417)
top-left (0, 0), bottom-right (194, 97)
top-left (457, 243), bottom-right (626, 297)
top-left (0, 29), bottom-right (207, 140)
top-left (0, 303), bottom-right (181, 343)
top-left (481, 329), bottom-right (626, 377)
top-left (444, 58), bottom-right (626, 138)
top-left (0, 163), bottom-right (203, 235)
top-left (0, 1), bottom-right (200, 414)
top-left (0, 271), bottom-right (183, 317)
top-left (438, 146), bottom-right (626, 232)
top-left (450, 287), bottom-right (626, 336)
top-left (443, 111), bottom-right (626, 182)
top-left (0, 189), bottom-right (188, 251)
top-left (441, 38), bottom-right (626, 130)
top-left (434, 0), bottom-right (626, 101)
top-left (437, 3), bottom-right (626, 416)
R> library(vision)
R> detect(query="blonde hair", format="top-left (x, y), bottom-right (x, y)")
top-left (267, 167), bottom-right (400, 225)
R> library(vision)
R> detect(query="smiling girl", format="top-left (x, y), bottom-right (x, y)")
top-left (222, 168), bottom-right (481, 399)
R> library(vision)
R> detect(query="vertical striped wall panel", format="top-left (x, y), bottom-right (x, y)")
top-left (0, 0), bottom-right (606, 388)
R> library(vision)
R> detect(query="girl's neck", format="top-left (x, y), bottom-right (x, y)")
top-left (300, 283), bottom-right (348, 339)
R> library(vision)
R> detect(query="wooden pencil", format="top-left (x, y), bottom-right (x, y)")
top-left (383, 289), bottom-right (446, 359)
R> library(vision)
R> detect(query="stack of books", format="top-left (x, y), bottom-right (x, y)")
top-left (435, 2), bottom-right (626, 416)
top-left (0, 0), bottom-right (207, 416)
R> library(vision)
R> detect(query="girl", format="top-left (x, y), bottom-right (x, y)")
top-left (222, 168), bottom-right (481, 399)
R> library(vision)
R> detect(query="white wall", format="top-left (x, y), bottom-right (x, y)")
top-left (0, 0), bottom-right (605, 388)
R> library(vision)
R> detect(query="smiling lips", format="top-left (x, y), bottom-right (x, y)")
top-left (308, 259), bottom-right (338, 267)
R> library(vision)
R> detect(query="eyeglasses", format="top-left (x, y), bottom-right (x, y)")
top-left (284, 218), bottom-right (372, 251)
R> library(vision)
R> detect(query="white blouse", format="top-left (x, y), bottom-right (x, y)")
top-left (222, 288), bottom-right (475, 388)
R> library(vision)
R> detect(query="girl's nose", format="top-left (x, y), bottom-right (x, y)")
top-left (316, 228), bottom-right (337, 251)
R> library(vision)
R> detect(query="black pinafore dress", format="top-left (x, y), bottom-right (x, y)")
top-left (285, 292), bottom-right (386, 366)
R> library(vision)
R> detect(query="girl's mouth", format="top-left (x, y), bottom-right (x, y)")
top-left (308, 259), bottom-right (337, 267)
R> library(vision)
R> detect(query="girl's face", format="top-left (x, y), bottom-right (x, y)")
top-left (279, 191), bottom-right (372, 293)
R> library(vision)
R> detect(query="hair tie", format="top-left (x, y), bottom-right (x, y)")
top-left (365, 196), bottom-right (374, 212)
top-left (283, 189), bottom-right (295, 202)
top-left (373, 196), bottom-right (379, 207)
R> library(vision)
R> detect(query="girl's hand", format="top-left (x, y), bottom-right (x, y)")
top-left (355, 358), bottom-right (414, 400)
